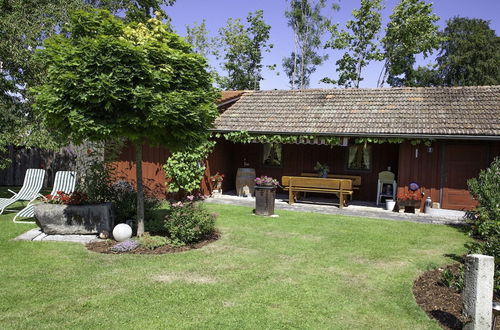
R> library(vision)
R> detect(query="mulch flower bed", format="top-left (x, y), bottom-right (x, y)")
top-left (413, 263), bottom-right (500, 330)
top-left (86, 231), bottom-right (220, 255)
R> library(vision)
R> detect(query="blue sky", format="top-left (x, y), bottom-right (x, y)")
top-left (166, 0), bottom-right (500, 90)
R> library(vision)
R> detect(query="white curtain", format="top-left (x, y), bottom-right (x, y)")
top-left (363, 145), bottom-right (371, 169)
top-left (263, 143), bottom-right (272, 163)
top-left (348, 146), bottom-right (357, 168)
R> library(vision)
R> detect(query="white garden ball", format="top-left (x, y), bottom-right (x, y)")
top-left (113, 223), bottom-right (132, 242)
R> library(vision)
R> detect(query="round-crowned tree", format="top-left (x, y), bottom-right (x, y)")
top-left (32, 9), bottom-right (219, 235)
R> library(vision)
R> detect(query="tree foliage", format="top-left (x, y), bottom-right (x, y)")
top-left (217, 10), bottom-right (272, 90)
top-left (323, 0), bottom-right (383, 88)
top-left (436, 17), bottom-right (500, 86)
top-left (31, 10), bottom-right (218, 234)
top-left (163, 140), bottom-right (216, 193)
top-left (185, 20), bottom-right (214, 59)
top-left (379, 0), bottom-right (442, 87)
top-left (283, 0), bottom-right (336, 89)
top-left (0, 0), bottom-right (176, 168)
top-left (466, 158), bottom-right (500, 294)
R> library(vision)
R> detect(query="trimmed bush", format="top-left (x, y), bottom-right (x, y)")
top-left (164, 201), bottom-right (216, 244)
top-left (466, 157), bottom-right (500, 294)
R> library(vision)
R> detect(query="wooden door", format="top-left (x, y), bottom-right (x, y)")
top-left (441, 143), bottom-right (489, 210)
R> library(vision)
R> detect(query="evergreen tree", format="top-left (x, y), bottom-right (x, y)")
top-left (437, 17), bottom-right (500, 86)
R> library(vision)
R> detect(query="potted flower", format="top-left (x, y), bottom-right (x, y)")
top-left (210, 172), bottom-right (224, 196)
top-left (34, 191), bottom-right (114, 235)
top-left (314, 162), bottom-right (330, 178)
top-left (254, 176), bottom-right (279, 216)
top-left (397, 189), bottom-right (423, 213)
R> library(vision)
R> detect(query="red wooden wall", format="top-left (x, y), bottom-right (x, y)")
top-left (208, 141), bottom-right (400, 202)
top-left (397, 141), bottom-right (500, 210)
top-left (113, 139), bottom-right (499, 210)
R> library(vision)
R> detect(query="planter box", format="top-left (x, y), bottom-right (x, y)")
top-left (255, 186), bottom-right (276, 216)
top-left (34, 203), bottom-right (114, 235)
top-left (397, 199), bottom-right (421, 213)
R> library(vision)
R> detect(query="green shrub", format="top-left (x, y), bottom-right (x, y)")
top-left (164, 201), bottom-right (216, 244)
top-left (440, 266), bottom-right (464, 292)
top-left (110, 180), bottom-right (161, 223)
top-left (466, 157), bottom-right (500, 294)
top-left (76, 147), bottom-right (114, 204)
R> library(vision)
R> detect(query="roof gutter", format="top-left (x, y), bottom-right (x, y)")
top-left (217, 97), bottom-right (242, 108)
top-left (209, 129), bottom-right (500, 141)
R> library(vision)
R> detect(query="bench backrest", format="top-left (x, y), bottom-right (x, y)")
top-left (300, 172), bottom-right (362, 186)
top-left (282, 176), bottom-right (353, 190)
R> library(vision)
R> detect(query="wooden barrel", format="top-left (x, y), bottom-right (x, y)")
top-left (236, 168), bottom-right (256, 197)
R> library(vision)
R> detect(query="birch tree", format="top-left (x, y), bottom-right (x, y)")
top-left (282, 0), bottom-right (336, 89)
top-left (322, 0), bottom-right (384, 88)
top-left (378, 0), bottom-right (442, 87)
top-left (218, 10), bottom-right (272, 90)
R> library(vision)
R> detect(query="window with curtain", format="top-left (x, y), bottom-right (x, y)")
top-left (262, 143), bottom-right (282, 167)
top-left (347, 145), bottom-right (372, 170)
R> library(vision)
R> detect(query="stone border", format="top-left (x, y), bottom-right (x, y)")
top-left (14, 228), bottom-right (100, 244)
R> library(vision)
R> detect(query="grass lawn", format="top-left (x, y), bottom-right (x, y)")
top-left (0, 203), bottom-right (469, 329)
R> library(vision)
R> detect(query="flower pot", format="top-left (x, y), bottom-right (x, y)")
top-left (398, 199), bottom-right (421, 208)
top-left (255, 186), bottom-right (276, 216)
top-left (385, 199), bottom-right (396, 211)
top-left (397, 199), bottom-right (421, 213)
top-left (34, 203), bottom-right (114, 235)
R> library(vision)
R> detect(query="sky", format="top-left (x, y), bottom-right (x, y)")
top-left (165, 0), bottom-right (500, 90)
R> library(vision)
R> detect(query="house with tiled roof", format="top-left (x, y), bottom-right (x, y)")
top-left (115, 86), bottom-right (500, 211)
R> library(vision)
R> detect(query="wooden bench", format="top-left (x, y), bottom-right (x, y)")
top-left (300, 173), bottom-right (362, 190)
top-left (281, 176), bottom-right (353, 208)
top-left (300, 173), bottom-right (361, 201)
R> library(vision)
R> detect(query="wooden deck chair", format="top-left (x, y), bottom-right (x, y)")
top-left (0, 169), bottom-right (46, 219)
top-left (13, 171), bottom-right (76, 224)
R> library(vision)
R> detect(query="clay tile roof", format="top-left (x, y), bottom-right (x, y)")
top-left (217, 91), bottom-right (248, 105)
top-left (212, 86), bottom-right (500, 138)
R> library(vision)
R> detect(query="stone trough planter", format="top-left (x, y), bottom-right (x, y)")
top-left (34, 203), bottom-right (114, 235)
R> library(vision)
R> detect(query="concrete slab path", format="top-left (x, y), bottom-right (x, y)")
top-left (205, 193), bottom-right (467, 226)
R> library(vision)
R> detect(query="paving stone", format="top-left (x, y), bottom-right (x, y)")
top-left (14, 228), bottom-right (44, 241)
top-left (205, 193), bottom-right (466, 226)
top-left (14, 228), bottom-right (100, 244)
top-left (32, 232), bottom-right (48, 241)
top-left (41, 234), bottom-right (98, 244)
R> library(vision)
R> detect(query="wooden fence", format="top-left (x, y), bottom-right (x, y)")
top-left (0, 143), bottom-right (97, 188)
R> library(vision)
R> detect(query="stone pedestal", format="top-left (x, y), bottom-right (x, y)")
top-left (463, 254), bottom-right (494, 330)
top-left (34, 203), bottom-right (114, 235)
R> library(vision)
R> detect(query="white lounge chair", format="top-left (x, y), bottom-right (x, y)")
top-left (13, 171), bottom-right (77, 224)
top-left (0, 169), bottom-right (46, 220)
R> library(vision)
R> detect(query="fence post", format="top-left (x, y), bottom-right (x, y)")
top-left (463, 254), bottom-right (494, 330)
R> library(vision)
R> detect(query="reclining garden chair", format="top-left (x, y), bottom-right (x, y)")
top-left (13, 170), bottom-right (77, 224)
top-left (0, 168), bottom-right (46, 220)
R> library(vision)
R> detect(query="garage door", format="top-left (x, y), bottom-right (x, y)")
top-left (441, 143), bottom-right (489, 210)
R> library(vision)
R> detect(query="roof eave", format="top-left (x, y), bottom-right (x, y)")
top-left (208, 129), bottom-right (500, 141)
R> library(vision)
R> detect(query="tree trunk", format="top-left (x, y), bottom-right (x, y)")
top-left (135, 141), bottom-right (145, 236)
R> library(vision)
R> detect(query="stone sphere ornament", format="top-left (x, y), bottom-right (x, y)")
top-left (112, 224), bottom-right (132, 242)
